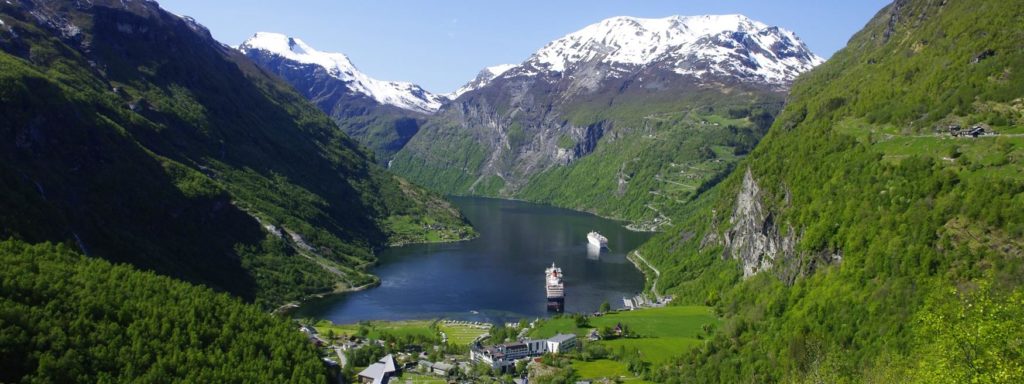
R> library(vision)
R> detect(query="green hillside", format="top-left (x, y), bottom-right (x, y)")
top-left (519, 93), bottom-right (781, 225)
top-left (393, 87), bottom-right (783, 225)
top-left (635, 0), bottom-right (1024, 382)
top-left (0, 1), bottom-right (472, 308)
top-left (0, 239), bottom-right (325, 383)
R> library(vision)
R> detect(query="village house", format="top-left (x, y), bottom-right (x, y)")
top-left (358, 354), bottom-right (398, 384)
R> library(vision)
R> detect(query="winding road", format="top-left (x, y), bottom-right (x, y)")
top-left (630, 251), bottom-right (662, 302)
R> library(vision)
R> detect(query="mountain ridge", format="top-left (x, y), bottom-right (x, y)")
top-left (239, 32), bottom-right (444, 114)
top-left (445, 14), bottom-right (824, 104)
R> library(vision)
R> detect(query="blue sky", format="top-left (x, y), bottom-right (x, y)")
top-left (159, 0), bottom-right (892, 93)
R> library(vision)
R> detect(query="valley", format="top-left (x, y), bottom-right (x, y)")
top-left (1, 0), bottom-right (1023, 383)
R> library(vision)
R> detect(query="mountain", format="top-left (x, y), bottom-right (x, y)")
top-left (0, 0), bottom-right (472, 309)
top-left (390, 14), bottom-right (821, 224)
top-left (447, 63), bottom-right (516, 99)
top-left (240, 32), bottom-right (444, 162)
top-left (500, 14), bottom-right (821, 93)
top-left (631, 1), bottom-right (1024, 382)
top-left (240, 32), bottom-right (444, 114)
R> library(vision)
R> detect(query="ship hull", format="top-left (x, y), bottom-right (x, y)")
top-left (546, 296), bottom-right (564, 312)
top-left (587, 232), bottom-right (608, 248)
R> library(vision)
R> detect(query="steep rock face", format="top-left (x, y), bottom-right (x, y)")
top-left (707, 168), bottom-right (840, 281)
top-left (720, 168), bottom-right (797, 277)
top-left (392, 14), bottom-right (821, 197)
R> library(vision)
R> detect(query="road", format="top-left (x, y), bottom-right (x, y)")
top-left (630, 251), bottom-right (662, 302)
top-left (333, 346), bottom-right (347, 368)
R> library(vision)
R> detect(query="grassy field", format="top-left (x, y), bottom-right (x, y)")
top-left (530, 306), bottom-right (718, 364)
top-left (397, 372), bottom-right (448, 383)
top-left (438, 323), bottom-right (489, 345)
top-left (603, 337), bottom-right (703, 364)
top-left (313, 319), bottom-right (438, 341)
top-left (313, 319), bottom-right (490, 346)
top-left (532, 306), bottom-right (716, 338)
top-left (573, 360), bottom-right (655, 383)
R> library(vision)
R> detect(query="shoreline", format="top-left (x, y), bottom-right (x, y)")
top-left (447, 194), bottom-right (663, 233)
top-left (279, 197), bottom-right (661, 318)
top-left (272, 280), bottom-right (380, 316)
top-left (384, 231), bottom-right (480, 248)
top-left (275, 230), bottom-right (480, 315)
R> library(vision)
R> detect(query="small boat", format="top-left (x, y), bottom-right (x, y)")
top-left (587, 231), bottom-right (608, 248)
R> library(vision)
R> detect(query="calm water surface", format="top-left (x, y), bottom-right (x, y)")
top-left (295, 197), bottom-right (653, 323)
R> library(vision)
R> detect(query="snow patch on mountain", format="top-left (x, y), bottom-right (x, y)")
top-left (447, 64), bottom-right (516, 99)
top-left (239, 32), bottom-right (444, 114)
top-left (513, 14), bottom-right (823, 86)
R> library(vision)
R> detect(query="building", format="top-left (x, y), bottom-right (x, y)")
top-left (358, 354), bottom-right (398, 384)
top-left (546, 334), bottom-right (577, 354)
top-left (418, 360), bottom-right (452, 376)
top-left (471, 333), bottom-right (578, 369)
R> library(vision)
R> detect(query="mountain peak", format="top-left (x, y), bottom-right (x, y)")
top-left (239, 32), bottom-right (444, 114)
top-left (523, 13), bottom-right (823, 85)
top-left (447, 64), bottom-right (517, 99)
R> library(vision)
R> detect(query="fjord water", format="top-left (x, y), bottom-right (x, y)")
top-left (296, 197), bottom-right (653, 323)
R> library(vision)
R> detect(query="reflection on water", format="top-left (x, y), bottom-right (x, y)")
top-left (294, 197), bottom-right (654, 324)
top-left (586, 243), bottom-right (602, 260)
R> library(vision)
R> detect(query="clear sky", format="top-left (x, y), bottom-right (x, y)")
top-left (158, 0), bottom-right (892, 94)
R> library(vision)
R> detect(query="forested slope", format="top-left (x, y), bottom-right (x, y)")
top-left (637, 0), bottom-right (1024, 382)
top-left (0, 240), bottom-right (325, 383)
top-left (0, 0), bottom-right (472, 308)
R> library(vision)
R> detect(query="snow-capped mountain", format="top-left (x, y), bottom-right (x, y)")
top-left (239, 32), bottom-right (444, 114)
top-left (446, 64), bottom-right (516, 99)
top-left (452, 14), bottom-right (822, 99)
top-left (392, 14), bottom-right (822, 198)
top-left (528, 14), bottom-right (821, 81)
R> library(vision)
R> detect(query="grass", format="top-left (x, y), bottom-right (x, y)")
top-left (602, 338), bottom-right (703, 364)
top-left (398, 373), bottom-right (448, 384)
top-left (438, 323), bottom-right (489, 345)
top-left (313, 319), bottom-right (489, 345)
top-left (314, 319), bottom-right (438, 341)
top-left (532, 306), bottom-right (716, 339)
top-left (573, 360), bottom-right (655, 383)
top-left (829, 115), bottom-right (1024, 182)
top-left (530, 306), bottom-right (718, 363)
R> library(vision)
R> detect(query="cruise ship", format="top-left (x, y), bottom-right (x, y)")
top-left (587, 231), bottom-right (608, 248)
top-left (545, 263), bottom-right (564, 312)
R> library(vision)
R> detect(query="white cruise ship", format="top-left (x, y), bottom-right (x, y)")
top-left (587, 231), bottom-right (608, 248)
top-left (545, 263), bottom-right (564, 312)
